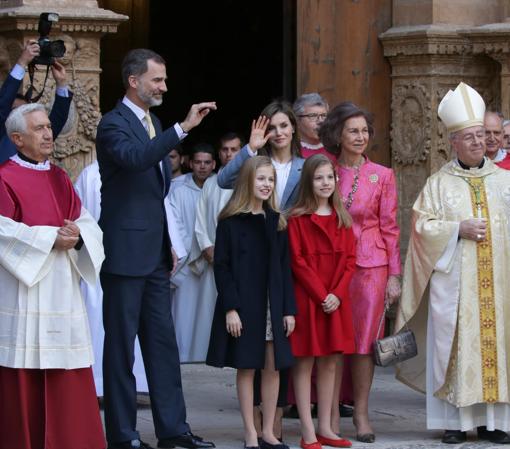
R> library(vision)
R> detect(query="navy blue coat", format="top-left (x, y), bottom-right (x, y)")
top-left (206, 209), bottom-right (297, 370)
top-left (96, 101), bottom-right (174, 276)
top-left (0, 74), bottom-right (73, 163)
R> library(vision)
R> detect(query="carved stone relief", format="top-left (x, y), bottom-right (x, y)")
top-left (391, 82), bottom-right (431, 166)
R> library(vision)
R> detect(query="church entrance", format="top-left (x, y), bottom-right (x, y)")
top-left (99, 0), bottom-right (296, 150)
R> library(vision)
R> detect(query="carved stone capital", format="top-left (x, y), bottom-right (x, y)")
top-left (0, 5), bottom-right (127, 180)
top-left (0, 6), bottom-right (127, 34)
top-left (380, 25), bottom-right (471, 58)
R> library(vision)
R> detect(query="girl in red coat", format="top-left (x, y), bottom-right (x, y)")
top-left (287, 154), bottom-right (356, 449)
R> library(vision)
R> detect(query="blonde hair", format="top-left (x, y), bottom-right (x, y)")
top-left (289, 154), bottom-right (352, 228)
top-left (218, 156), bottom-right (287, 230)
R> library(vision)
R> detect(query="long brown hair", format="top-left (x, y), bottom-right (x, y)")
top-left (259, 100), bottom-right (302, 158)
top-left (218, 156), bottom-right (287, 230)
top-left (289, 154), bottom-right (352, 228)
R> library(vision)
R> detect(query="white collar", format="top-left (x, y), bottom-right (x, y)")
top-left (300, 140), bottom-right (323, 150)
top-left (493, 148), bottom-right (507, 163)
top-left (122, 96), bottom-right (148, 122)
top-left (10, 154), bottom-right (51, 171)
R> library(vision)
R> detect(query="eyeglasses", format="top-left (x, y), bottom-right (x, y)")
top-left (298, 113), bottom-right (327, 122)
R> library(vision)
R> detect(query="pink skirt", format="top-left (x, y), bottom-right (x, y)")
top-left (349, 265), bottom-right (388, 354)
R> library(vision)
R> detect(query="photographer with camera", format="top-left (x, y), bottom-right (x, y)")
top-left (0, 38), bottom-right (73, 164)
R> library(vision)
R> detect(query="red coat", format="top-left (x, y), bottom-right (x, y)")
top-left (287, 212), bottom-right (356, 357)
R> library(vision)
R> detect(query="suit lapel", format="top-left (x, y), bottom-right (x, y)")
top-left (281, 157), bottom-right (302, 208)
top-left (117, 102), bottom-right (149, 145)
top-left (117, 102), bottom-right (169, 193)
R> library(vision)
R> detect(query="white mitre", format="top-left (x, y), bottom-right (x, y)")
top-left (438, 82), bottom-right (485, 133)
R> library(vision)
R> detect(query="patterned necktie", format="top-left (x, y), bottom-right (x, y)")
top-left (145, 112), bottom-right (156, 139)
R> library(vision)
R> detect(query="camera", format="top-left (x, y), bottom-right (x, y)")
top-left (33, 13), bottom-right (66, 66)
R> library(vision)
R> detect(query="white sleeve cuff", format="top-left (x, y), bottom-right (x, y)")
top-left (434, 223), bottom-right (460, 273)
top-left (10, 64), bottom-right (25, 80)
top-left (55, 86), bottom-right (69, 97)
top-left (174, 123), bottom-right (188, 141)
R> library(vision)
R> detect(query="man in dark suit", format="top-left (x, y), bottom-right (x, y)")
top-left (96, 48), bottom-right (216, 449)
top-left (0, 39), bottom-right (73, 163)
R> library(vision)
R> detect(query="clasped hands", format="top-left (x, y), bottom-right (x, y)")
top-left (54, 219), bottom-right (80, 250)
top-left (459, 217), bottom-right (487, 242)
top-left (226, 310), bottom-right (295, 338)
top-left (322, 293), bottom-right (341, 314)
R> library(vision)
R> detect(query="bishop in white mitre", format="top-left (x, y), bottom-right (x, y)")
top-left (396, 82), bottom-right (510, 445)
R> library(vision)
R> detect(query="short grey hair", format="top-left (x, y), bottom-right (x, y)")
top-left (448, 130), bottom-right (460, 142)
top-left (503, 119), bottom-right (510, 127)
top-left (5, 103), bottom-right (47, 136)
top-left (293, 93), bottom-right (329, 116)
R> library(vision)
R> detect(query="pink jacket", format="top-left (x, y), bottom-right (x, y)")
top-left (337, 159), bottom-right (401, 275)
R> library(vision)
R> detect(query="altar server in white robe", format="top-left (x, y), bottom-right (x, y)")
top-left (396, 82), bottom-right (510, 445)
top-left (75, 160), bottom-right (147, 396)
top-left (191, 132), bottom-right (243, 271)
top-left (170, 143), bottom-right (216, 362)
top-left (188, 132), bottom-right (243, 344)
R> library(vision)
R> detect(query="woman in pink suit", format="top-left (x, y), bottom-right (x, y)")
top-left (319, 102), bottom-right (401, 443)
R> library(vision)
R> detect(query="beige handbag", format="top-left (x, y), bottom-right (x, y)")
top-left (372, 306), bottom-right (417, 367)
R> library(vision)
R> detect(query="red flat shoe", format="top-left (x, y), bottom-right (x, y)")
top-left (300, 439), bottom-right (322, 449)
top-left (316, 434), bottom-right (352, 448)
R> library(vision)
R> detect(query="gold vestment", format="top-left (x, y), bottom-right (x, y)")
top-left (396, 159), bottom-right (510, 407)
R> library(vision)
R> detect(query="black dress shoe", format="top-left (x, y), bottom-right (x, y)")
top-left (441, 430), bottom-right (467, 444)
top-left (477, 426), bottom-right (510, 444)
top-left (158, 432), bottom-right (215, 449)
top-left (259, 440), bottom-right (289, 449)
top-left (339, 404), bottom-right (353, 418)
top-left (108, 439), bottom-right (154, 449)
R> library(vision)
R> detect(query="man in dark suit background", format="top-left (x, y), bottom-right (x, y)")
top-left (0, 39), bottom-right (73, 163)
top-left (96, 48), bottom-right (216, 449)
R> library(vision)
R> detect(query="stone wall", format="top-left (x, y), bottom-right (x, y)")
top-left (381, 0), bottom-right (510, 253)
top-left (0, 1), bottom-right (126, 180)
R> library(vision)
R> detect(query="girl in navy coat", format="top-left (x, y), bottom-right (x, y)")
top-left (207, 156), bottom-right (296, 449)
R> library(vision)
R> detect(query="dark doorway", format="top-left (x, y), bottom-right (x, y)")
top-left (146, 0), bottom-right (296, 151)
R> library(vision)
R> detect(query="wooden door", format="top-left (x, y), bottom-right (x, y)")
top-left (296, 0), bottom-right (392, 166)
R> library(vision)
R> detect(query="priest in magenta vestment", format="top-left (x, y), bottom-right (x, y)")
top-left (0, 103), bottom-right (106, 449)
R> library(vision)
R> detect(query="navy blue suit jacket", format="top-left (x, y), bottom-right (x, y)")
top-left (0, 74), bottom-right (73, 163)
top-left (96, 101), bottom-right (176, 277)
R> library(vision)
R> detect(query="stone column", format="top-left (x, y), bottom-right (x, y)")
top-left (464, 24), bottom-right (510, 117)
top-left (0, 1), bottom-right (126, 180)
top-left (380, 0), bottom-right (506, 253)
